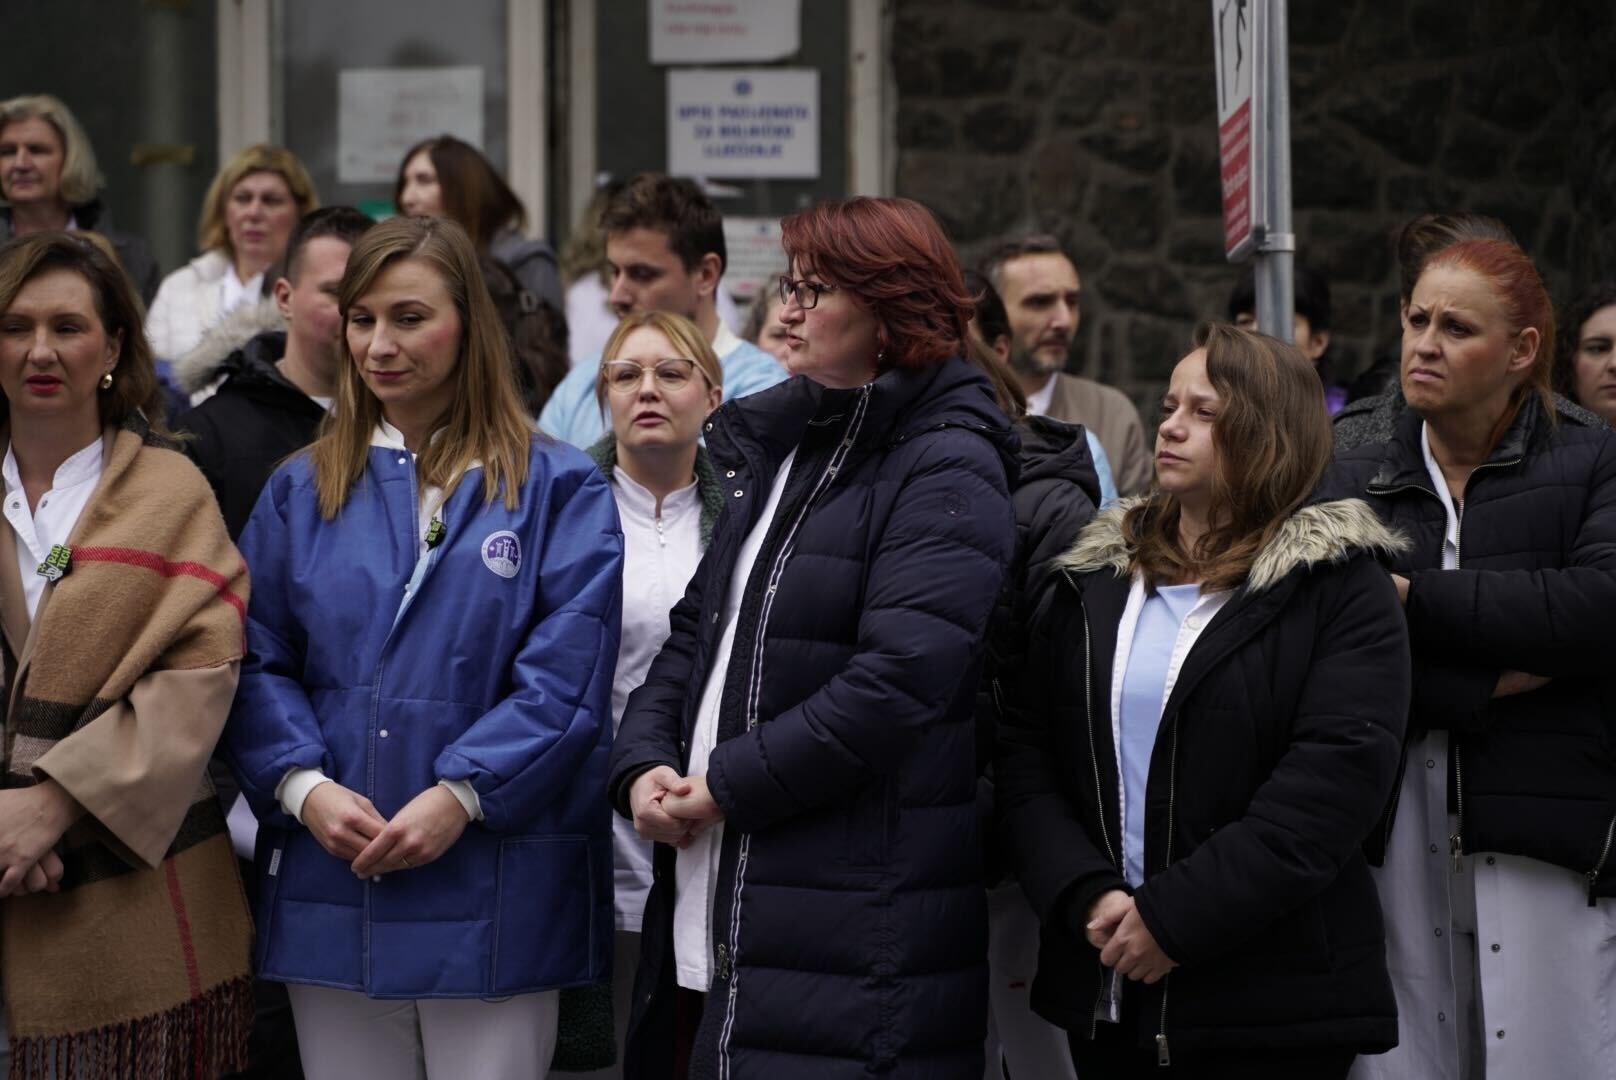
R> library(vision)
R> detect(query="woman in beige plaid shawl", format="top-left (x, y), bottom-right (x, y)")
top-left (0, 232), bottom-right (252, 1078)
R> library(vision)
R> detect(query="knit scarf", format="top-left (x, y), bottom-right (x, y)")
top-left (1, 420), bottom-right (253, 1078)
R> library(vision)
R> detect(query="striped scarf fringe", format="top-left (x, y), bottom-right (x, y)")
top-left (8, 974), bottom-right (252, 1080)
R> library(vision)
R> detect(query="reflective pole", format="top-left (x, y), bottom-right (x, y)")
top-left (1253, 0), bottom-right (1294, 341)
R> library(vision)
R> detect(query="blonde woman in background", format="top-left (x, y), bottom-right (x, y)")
top-left (146, 144), bottom-right (317, 360)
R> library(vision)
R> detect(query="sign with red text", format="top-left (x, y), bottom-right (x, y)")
top-left (1212, 0), bottom-right (1261, 260)
top-left (650, 0), bottom-right (800, 64)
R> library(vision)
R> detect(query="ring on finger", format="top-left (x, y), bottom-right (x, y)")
top-left (400, 855), bottom-right (412, 868)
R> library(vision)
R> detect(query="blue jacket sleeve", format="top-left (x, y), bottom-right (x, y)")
top-left (705, 432), bottom-right (1014, 834)
top-left (434, 465), bottom-right (624, 831)
top-left (224, 472), bottom-right (332, 821)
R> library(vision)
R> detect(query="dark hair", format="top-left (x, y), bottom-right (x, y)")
top-left (964, 268), bottom-right (1011, 345)
top-left (393, 136), bottom-right (525, 250)
top-left (1556, 281), bottom-right (1616, 401)
top-left (600, 173), bottom-right (726, 276)
top-left (0, 232), bottom-right (170, 434)
top-left (1395, 212), bottom-right (1516, 305)
top-left (283, 206), bottom-right (375, 283)
top-left (1226, 262), bottom-right (1332, 332)
top-left (1127, 323), bottom-right (1332, 592)
top-left (781, 197), bottom-right (973, 371)
top-left (981, 233), bottom-right (1069, 291)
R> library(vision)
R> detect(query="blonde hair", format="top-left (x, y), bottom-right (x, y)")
top-left (594, 311), bottom-right (723, 411)
top-left (309, 217), bottom-right (534, 519)
top-left (197, 144), bottom-right (318, 255)
top-left (0, 94), bottom-right (101, 207)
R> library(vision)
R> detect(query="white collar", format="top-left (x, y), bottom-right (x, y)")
top-left (613, 464), bottom-right (700, 519)
top-left (1025, 374), bottom-right (1058, 417)
top-left (371, 419), bottom-right (409, 450)
top-left (2, 434), bottom-right (104, 494)
top-left (1419, 422), bottom-right (1462, 546)
top-left (711, 320), bottom-right (742, 361)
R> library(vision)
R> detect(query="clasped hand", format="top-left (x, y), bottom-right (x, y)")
top-left (0, 782), bottom-right (79, 898)
top-left (301, 783), bottom-right (470, 878)
top-left (1086, 889), bottom-right (1177, 985)
top-left (629, 766), bottom-right (724, 849)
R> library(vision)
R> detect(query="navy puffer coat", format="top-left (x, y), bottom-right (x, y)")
top-left (608, 356), bottom-right (1017, 1080)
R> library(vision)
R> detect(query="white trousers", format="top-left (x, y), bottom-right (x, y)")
top-left (286, 983), bottom-right (559, 1080)
top-left (983, 883), bottom-right (1079, 1080)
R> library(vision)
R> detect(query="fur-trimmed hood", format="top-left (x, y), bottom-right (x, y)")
top-left (1057, 496), bottom-right (1407, 594)
top-left (173, 298), bottom-right (286, 394)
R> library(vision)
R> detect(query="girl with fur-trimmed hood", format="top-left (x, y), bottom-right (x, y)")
top-left (997, 323), bottom-right (1411, 1078)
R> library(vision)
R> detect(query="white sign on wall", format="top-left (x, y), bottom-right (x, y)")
top-left (667, 69), bottom-right (819, 179)
top-left (649, 0), bottom-right (801, 64)
top-left (337, 66), bottom-right (483, 184)
top-left (721, 216), bottom-right (786, 302)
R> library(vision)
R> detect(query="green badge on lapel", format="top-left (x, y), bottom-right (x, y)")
top-left (36, 544), bottom-right (71, 582)
top-left (425, 518), bottom-right (445, 548)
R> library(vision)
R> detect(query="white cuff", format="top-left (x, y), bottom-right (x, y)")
top-left (276, 767), bottom-right (333, 824)
top-left (438, 779), bottom-right (484, 822)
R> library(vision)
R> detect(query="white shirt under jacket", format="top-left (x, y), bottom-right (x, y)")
top-left (674, 448), bottom-right (796, 991)
top-left (610, 465), bottom-right (704, 932)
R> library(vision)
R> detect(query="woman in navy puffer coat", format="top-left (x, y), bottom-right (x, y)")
top-left (607, 197), bottom-right (1017, 1080)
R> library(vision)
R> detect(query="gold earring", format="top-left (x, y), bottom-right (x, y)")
top-left (99, 371), bottom-right (114, 390)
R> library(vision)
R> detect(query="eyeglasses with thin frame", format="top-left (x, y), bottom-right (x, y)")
top-left (601, 357), bottom-right (700, 394)
top-left (778, 276), bottom-right (837, 310)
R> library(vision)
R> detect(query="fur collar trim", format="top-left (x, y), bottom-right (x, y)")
top-left (1057, 496), bottom-right (1407, 594)
top-left (172, 299), bottom-right (286, 393)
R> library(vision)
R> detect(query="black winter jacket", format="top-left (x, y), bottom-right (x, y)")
top-left (178, 329), bottom-right (325, 539)
top-left (608, 357), bottom-right (1017, 1080)
top-left (976, 417), bottom-right (1100, 875)
top-left (1322, 398), bottom-right (1616, 892)
top-left (997, 499), bottom-right (1409, 1058)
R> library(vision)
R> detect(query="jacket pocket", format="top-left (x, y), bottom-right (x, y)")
top-left (493, 834), bottom-right (597, 993)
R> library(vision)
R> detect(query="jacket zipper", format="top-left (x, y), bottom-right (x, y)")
top-left (1155, 717), bottom-right (1180, 1067)
top-left (1587, 812), bottom-right (1616, 907)
top-left (1071, 583), bottom-right (1122, 1040)
top-left (718, 388), bottom-right (871, 1080)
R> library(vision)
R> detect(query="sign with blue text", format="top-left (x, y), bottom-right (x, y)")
top-left (667, 68), bottom-right (819, 179)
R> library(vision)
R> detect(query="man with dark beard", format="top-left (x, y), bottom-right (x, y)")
top-left (984, 235), bottom-right (1151, 495)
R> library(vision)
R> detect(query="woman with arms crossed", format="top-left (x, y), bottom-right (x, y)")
top-left (225, 216), bottom-right (622, 1080)
top-left (1328, 239), bottom-right (1616, 1080)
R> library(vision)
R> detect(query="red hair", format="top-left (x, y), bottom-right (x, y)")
top-left (780, 197), bottom-right (972, 370)
top-left (1424, 238), bottom-right (1556, 418)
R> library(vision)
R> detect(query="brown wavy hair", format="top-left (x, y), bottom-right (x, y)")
top-left (1127, 323), bottom-right (1332, 592)
top-left (0, 232), bottom-right (170, 435)
top-left (309, 216), bottom-right (533, 519)
top-left (393, 136), bottom-right (525, 251)
top-left (780, 197), bottom-right (973, 371)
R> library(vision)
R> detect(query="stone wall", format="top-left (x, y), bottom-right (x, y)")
top-left (892, 0), bottom-right (1616, 410)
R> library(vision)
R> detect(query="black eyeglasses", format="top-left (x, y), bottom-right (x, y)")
top-left (778, 276), bottom-right (837, 310)
top-left (602, 357), bottom-right (700, 394)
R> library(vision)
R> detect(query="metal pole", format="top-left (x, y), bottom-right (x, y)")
top-left (1254, 0), bottom-right (1294, 341)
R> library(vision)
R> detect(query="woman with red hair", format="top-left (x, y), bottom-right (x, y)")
top-left (608, 197), bottom-right (1017, 1079)
top-left (1326, 238), bottom-right (1616, 1080)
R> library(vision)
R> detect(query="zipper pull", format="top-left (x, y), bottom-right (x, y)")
top-left (1155, 1032), bottom-right (1171, 1067)
top-left (1449, 832), bottom-right (1464, 872)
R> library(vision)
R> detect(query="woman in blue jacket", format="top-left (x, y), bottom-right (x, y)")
top-left (226, 216), bottom-right (622, 1080)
